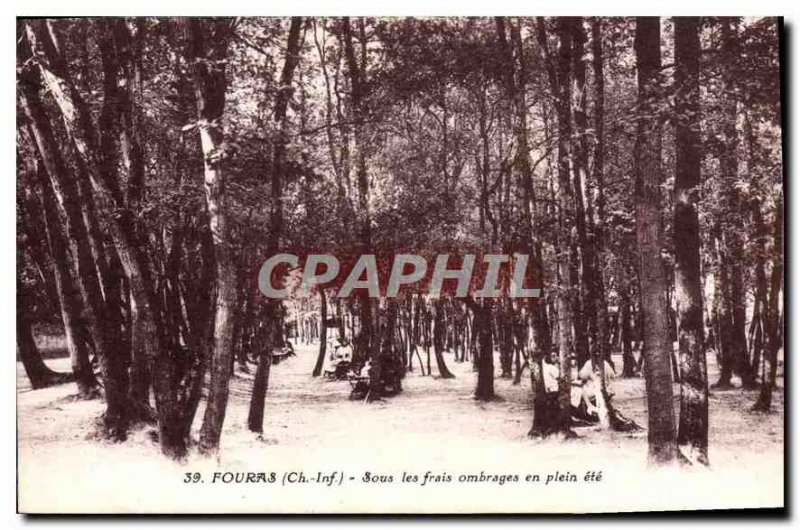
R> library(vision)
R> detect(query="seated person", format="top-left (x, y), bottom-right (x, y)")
top-left (577, 358), bottom-right (615, 385)
top-left (337, 342), bottom-right (352, 363)
top-left (324, 340), bottom-right (355, 379)
top-left (360, 359), bottom-right (372, 377)
top-left (571, 360), bottom-right (604, 423)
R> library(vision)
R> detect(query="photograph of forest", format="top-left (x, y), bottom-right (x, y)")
top-left (16, 16), bottom-right (784, 513)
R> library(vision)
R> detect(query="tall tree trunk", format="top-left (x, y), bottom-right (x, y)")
top-left (342, 17), bottom-right (379, 395)
top-left (570, 18), bottom-right (595, 368)
top-left (32, 152), bottom-right (98, 396)
top-left (19, 32), bottom-right (129, 439)
top-left (634, 17), bottom-right (679, 465)
top-left (527, 18), bottom-right (576, 436)
top-left (554, 18), bottom-right (577, 435)
top-left (584, 19), bottom-right (636, 431)
top-left (248, 17), bottom-right (303, 431)
top-left (186, 18), bottom-right (237, 455)
top-left (591, 18), bottom-right (612, 373)
top-left (745, 114), bottom-right (768, 380)
top-left (673, 17), bottom-right (709, 465)
top-left (503, 19), bottom-right (549, 401)
top-left (97, 20), bottom-right (154, 420)
top-left (719, 18), bottom-right (755, 388)
top-left (168, 29), bottom-right (217, 449)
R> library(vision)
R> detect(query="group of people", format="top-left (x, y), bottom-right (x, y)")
top-left (324, 335), bottom-right (609, 411)
top-left (322, 335), bottom-right (404, 400)
top-left (323, 336), bottom-right (354, 380)
top-left (542, 349), bottom-right (615, 425)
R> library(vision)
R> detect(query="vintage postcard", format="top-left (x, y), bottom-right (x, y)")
top-left (16, 15), bottom-right (784, 514)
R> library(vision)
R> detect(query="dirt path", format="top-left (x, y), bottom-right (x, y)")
top-left (17, 342), bottom-right (783, 513)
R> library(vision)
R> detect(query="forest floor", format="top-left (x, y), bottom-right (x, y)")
top-left (17, 338), bottom-right (784, 513)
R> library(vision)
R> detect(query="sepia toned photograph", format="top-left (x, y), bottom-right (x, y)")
top-left (15, 15), bottom-right (784, 514)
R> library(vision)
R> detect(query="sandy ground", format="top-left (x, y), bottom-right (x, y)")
top-left (17, 341), bottom-right (784, 514)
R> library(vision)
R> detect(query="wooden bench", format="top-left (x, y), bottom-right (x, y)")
top-left (271, 347), bottom-right (296, 365)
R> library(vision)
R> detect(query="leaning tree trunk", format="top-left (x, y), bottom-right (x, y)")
top-left (27, 19), bottom-right (167, 444)
top-left (17, 146), bottom-right (96, 396)
top-left (634, 17), bottom-right (679, 465)
top-left (18, 31), bottom-right (129, 439)
top-left (17, 277), bottom-right (71, 389)
top-left (32, 154), bottom-right (97, 396)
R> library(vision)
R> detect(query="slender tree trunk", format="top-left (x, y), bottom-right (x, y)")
top-left (247, 17), bottom-right (303, 431)
top-left (712, 228), bottom-right (735, 388)
top-left (750, 203), bottom-right (769, 379)
top-left (570, 18), bottom-right (595, 368)
top-left (620, 283), bottom-right (636, 377)
top-left (186, 18), bottom-right (238, 455)
top-left (313, 288), bottom-right (328, 377)
top-left (433, 299), bottom-right (455, 379)
top-left (634, 17), bottom-right (679, 465)
top-left (753, 195), bottom-right (783, 411)
top-left (591, 18), bottom-right (612, 373)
